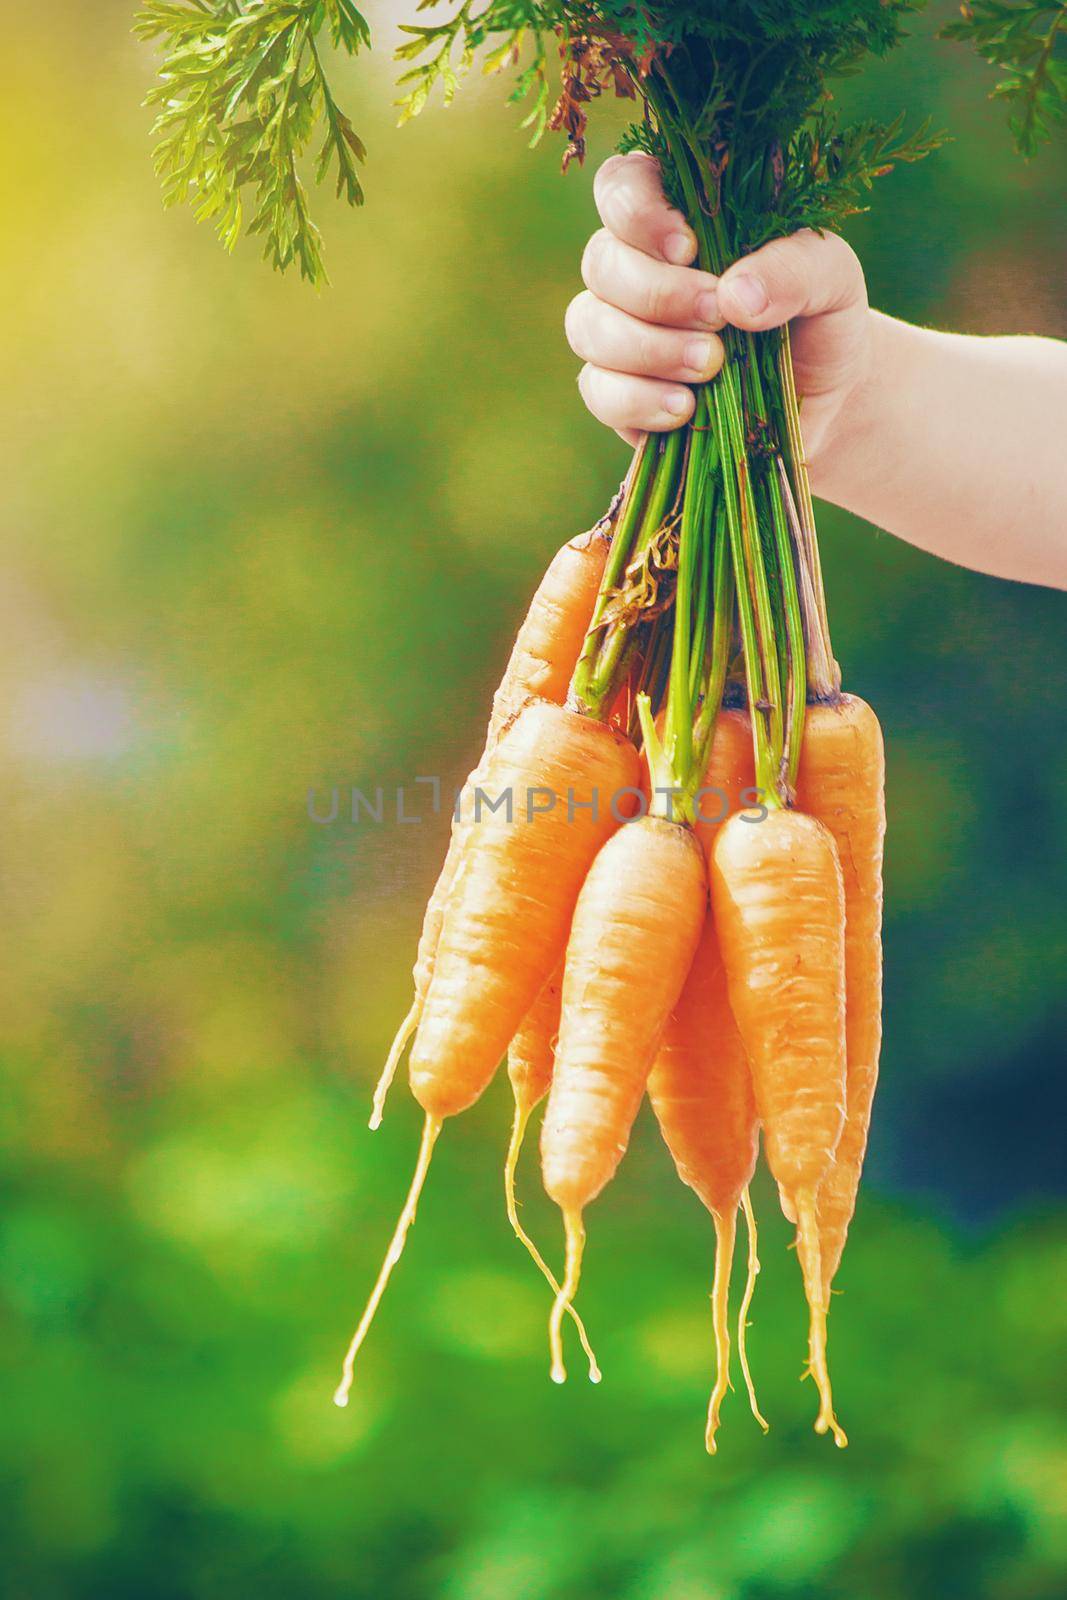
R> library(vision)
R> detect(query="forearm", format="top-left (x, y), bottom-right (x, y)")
top-left (813, 312), bottom-right (1067, 590)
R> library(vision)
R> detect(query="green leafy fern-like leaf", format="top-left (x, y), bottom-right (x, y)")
top-left (943, 0), bottom-right (1067, 156)
top-left (134, 0), bottom-right (371, 284)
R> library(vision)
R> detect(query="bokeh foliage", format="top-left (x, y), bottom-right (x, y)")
top-left (1, 4), bottom-right (1065, 1596)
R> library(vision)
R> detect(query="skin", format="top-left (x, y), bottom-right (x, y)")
top-left (568, 151), bottom-right (1067, 591)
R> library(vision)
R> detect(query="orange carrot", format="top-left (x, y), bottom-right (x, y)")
top-left (502, 965), bottom-right (603, 1383)
top-left (541, 813), bottom-right (707, 1379)
top-left (796, 694), bottom-right (885, 1295)
top-left (649, 714), bottom-right (764, 1450)
top-left (335, 698), bottom-right (637, 1404)
top-left (487, 527), bottom-right (613, 741)
top-left (410, 699), bottom-right (639, 1121)
top-left (500, 758), bottom-right (648, 1356)
top-left (370, 526), bottom-right (611, 1127)
top-left (507, 962), bottom-right (562, 1128)
top-left (649, 907), bottom-right (767, 1451)
top-left (709, 806), bottom-right (848, 1446)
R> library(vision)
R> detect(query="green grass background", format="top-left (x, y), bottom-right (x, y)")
top-left (1, 4), bottom-right (1066, 1596)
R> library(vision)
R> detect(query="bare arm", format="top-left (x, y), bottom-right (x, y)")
top-left (568, 152), bottom-right (1067, 592)
top-left (817, 316), bottom-right (1067, 589)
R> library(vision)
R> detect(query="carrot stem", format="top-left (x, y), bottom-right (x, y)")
top-left (571, 436), bottom-right (657, 712)
top-left (572, 429), bottom-right (685, 719)
top-left (585, 428), bottom-right (685, 713)
top-left (778, 326), bottom-right (841, 701)
top-left (742, 336), bottom-right (807, 791)
top-left (646, 91), bottom-right (791, 810)
top-left (691, 502), bottom-right (733, 786)
top-left (776, 456), bottom-right (837, 704)
top-left (333, 1112), bottom-right (441, 1408)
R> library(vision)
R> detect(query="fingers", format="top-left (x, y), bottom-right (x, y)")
top-left (566, 291), bottom-right (724, 386)
top-left (577, 365), bottom-right (696, 435)
top-left (578, 154), bottom-right (867, 440)
top-left (581, 230), bottom-right (722, 331)
top-left (717, 230), bottom-right (866, 333)
top-left (593, 152), bottom-right (697, 265)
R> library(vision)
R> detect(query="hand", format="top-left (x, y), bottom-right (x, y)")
top-left (565, 152), bottom-right (873, 477)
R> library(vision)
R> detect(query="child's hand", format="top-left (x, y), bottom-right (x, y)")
top-left (566, 151), bottom-right (872, 472)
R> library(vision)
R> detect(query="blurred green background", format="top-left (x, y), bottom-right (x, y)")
top-left (2, 4), bottom-right (1066, 1596)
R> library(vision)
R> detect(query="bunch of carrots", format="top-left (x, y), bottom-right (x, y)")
top-left (131, 0), bottom-right (1066, 1458)
top-left (315, 0), bottom-right (911, 1454)
top-left (334, 366), bottom-right (885, 1450)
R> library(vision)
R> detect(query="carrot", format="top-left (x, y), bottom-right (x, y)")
top-left (507, 962), bottom-right (562, 1131)
top-left (369, 525), bottom-right (611, 1127)
top-left (648, 714), bottom-right (765, 1450)
top-left (649, 907), bottom-right (767, 1451)
top-left (487, 527), bottom-right (614, 740)
top-left (335, 698), bottom-right (637, 1404)
top-left (503, 965), bottom-right (603, 1383)
top-left (796, 694), bottom-right (886, 1295)
top-left (709, 806), bottom-right (848, 1446)
top-left (501, 769), bottom-right (648, 1376)
top-left (646, 713), bottom-right (764, 1452)
top-left (410, 699), bottom-right (639, 1119)
top-left (541, 813), bottom-right (707, 1380)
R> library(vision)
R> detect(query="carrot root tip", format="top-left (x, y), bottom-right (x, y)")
top-left (738, 1188), bottom-right (770, 1435)
top-left (505, 1097), bottom-right (601, 1384)
top-left (794, 1192), bottom-right (846, 1449)
top-left (704, 1210), bottom-right (737, 1460)
top-left (369, 1000), bottom-right (419, 1130)
top-left (547, 1208), bottom-right (586, 1390)
top-left (333, 1112), bottom-right (441, 1409)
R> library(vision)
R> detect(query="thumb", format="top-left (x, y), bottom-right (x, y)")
top-left (716, 229), bottom-right (865, 331)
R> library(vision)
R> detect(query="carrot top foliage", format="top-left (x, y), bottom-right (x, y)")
top-left (135, 1), bottom-right (371, 283)
top-left (136, 0), bottom-right (974, 284)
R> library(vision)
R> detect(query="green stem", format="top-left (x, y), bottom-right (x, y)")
top-left (570, 435), bottom-right (657, 712)
top-left (664, 394), bottom-right (710, 797)
top-left (582, 428), bottom-right (684, 714)
top-left (778, 325), bottom-right (840, 701)
top-left (657, 103), bottom-right (789, 803)
top-left (719, 364), bottom-right (785, 800)
top-left (744, 333), bottom-right (806, 791)
top-left (688, 482), bottom-right (715, 709)
top-left (711, 379), bottom-right (778, 805)
top-left (766, 468), bottom-right (806, 790)
top-left (691, 499), bottom-right (733, 786)
top-left (628, 76), bottom-right (801, 809)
